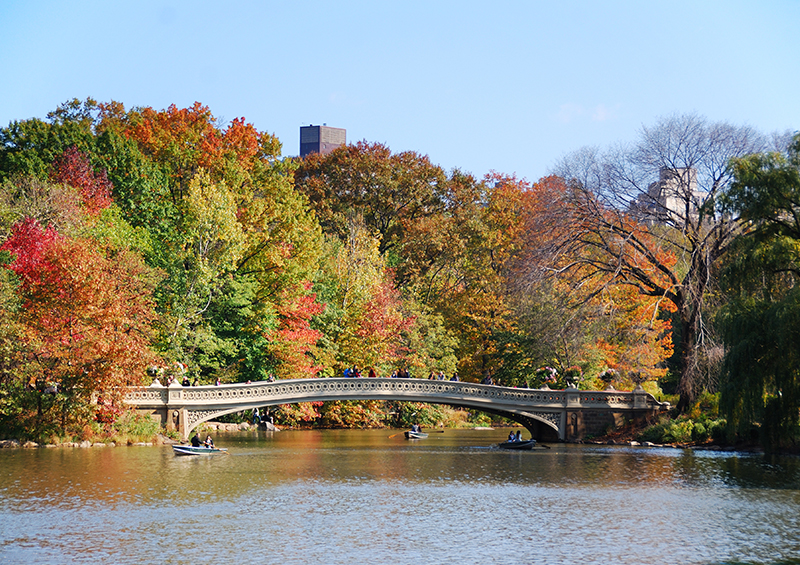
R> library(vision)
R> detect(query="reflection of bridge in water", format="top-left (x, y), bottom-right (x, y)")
top-left (124, 377), bottom-right (668, 441)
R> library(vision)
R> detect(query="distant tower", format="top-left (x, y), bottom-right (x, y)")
top-left (300, 125), bottom-right (346, 157)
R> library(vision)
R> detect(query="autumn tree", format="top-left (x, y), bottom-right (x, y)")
top-left (313, 217), bottom-right (414, 374)
top-left (296, 144), bottom-right (485, 376)
top-left (51, 145), bottom-right (113, 215)
top-left (268, 281), bottom-right (326, 378)
top-left (294, 141), bottom-right (448, 279)
top-left (1, 218), bottom-right (159, 436)
top-left (553, 114), bottom-right (771, 410)
top-left (92, 101), bottom-right (323, 381)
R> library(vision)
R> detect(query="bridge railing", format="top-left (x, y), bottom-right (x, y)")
top-left (124, 377), bottom-right (667, 411)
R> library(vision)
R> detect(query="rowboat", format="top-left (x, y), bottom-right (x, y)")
top-left (404, 431), bottom-right (429, 439)
top-left (172, 444), bottom-right (228, 455)
top-left (497, 439), bottom-right (537, 450)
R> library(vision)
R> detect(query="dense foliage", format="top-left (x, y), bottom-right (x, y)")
top-left (717, 134), bottom-right (800, 449)
top-left (2, 98), bottom-right (787, 444)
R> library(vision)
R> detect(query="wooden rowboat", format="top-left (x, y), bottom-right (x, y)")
top-left (404, 431), bottom-right (429, 440)
top-left (497, 439), bottom-right (537, 450)
top-left (172, 444), bottom-right (228, 455)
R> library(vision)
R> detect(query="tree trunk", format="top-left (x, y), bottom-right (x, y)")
top-left (675, 299), bottom-right (701, 412)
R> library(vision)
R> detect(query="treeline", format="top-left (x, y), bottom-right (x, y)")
top-left (0, 99), bottom-right (796, 446)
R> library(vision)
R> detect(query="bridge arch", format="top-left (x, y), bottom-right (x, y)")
top-left (124, 377), bottom-right (667, 441)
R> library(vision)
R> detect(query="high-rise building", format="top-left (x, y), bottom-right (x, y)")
top-left (300, 125), bottom-right (346, 157)
top-left (633, 167), bottom-right (707, 224)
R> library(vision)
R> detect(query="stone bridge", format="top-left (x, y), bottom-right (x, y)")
top-left (123, 377), bottom-right (668, 442)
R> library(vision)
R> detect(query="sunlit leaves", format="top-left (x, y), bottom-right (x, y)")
top-left (268, 281), bottom-right (325, 378)
top-left (185, 170), bottom-right (244, 272)
top-left (1, 217), bottom-right (159, 434)
top-left (315, 218), bottom-right (414, 372)
top-left (51, 146), bottom-right (112, 216)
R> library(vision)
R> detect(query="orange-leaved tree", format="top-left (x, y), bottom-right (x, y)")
top-left (1, 217), bottom-right (159, 435)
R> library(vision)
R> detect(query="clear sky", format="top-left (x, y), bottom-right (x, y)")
top-left (1, 1), bottom-right (797, 183)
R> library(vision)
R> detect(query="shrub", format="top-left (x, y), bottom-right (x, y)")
top-left (111, 411), bottom-right (161, 441)
top-left (691, 422), bottom-right (708, 443)
top-left (638, 415), bottom-right (727, 444)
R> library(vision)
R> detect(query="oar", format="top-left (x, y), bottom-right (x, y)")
top-left (388, 431), bottom-right (405, 438)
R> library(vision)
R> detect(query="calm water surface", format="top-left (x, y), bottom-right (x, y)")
top-left (2, 428), bottom-right (800, 565)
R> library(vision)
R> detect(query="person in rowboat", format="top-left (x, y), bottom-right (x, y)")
top-left (204, 435), bottom-right (214, 448)
top-left (191, 433), bottom-right (201, 447)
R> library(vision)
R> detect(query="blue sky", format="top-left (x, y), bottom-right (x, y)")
top-left (1, 1), bottom-right (797, 183)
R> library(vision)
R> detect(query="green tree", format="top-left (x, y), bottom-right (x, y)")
top-left (717, 133), bottom-right (800, 448)
top-left (0, 98), bottom-right (99, 183)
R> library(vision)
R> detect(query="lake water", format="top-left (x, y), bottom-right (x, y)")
top-left (2, 428), bottom-right (800, 565)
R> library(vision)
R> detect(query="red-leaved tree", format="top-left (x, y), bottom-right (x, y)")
top-left (2, 218), bottom-right (159, 433)
top-left (269, 281), bottom-right (325, 379)
top-left (51, 146), bottom-right (112, 216)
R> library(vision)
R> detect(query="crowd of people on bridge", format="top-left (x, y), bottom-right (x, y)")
top-left (341, 366), bottom-right (463, 381)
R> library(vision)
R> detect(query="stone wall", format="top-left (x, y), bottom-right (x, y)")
top-left (567, 409), bottom-right (653, 441)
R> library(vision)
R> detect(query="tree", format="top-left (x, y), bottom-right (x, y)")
top-left (91, 101), bottom-right (324, 382)
top-left (294, 141), bottom-right (448, 267)
top-left (554, 114), bottom-right (770, 410)
top-left (268, 281), bottom-right (326, 379)
top-left (313, 217), bottom-right (414, 374)
top-left (717, 134), bottom-right (800, 447)
top-left (0, 98), bottom-right (99, 183)
top-left (51, 145), bottom-right (112, 216)
top-left (1, 218), bottom-right (159, 436)
top-left (0, 249), bottom-right (25, 431)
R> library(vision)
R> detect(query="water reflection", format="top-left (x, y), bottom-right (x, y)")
top-left (2, 429), bottom-right (800, 564)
